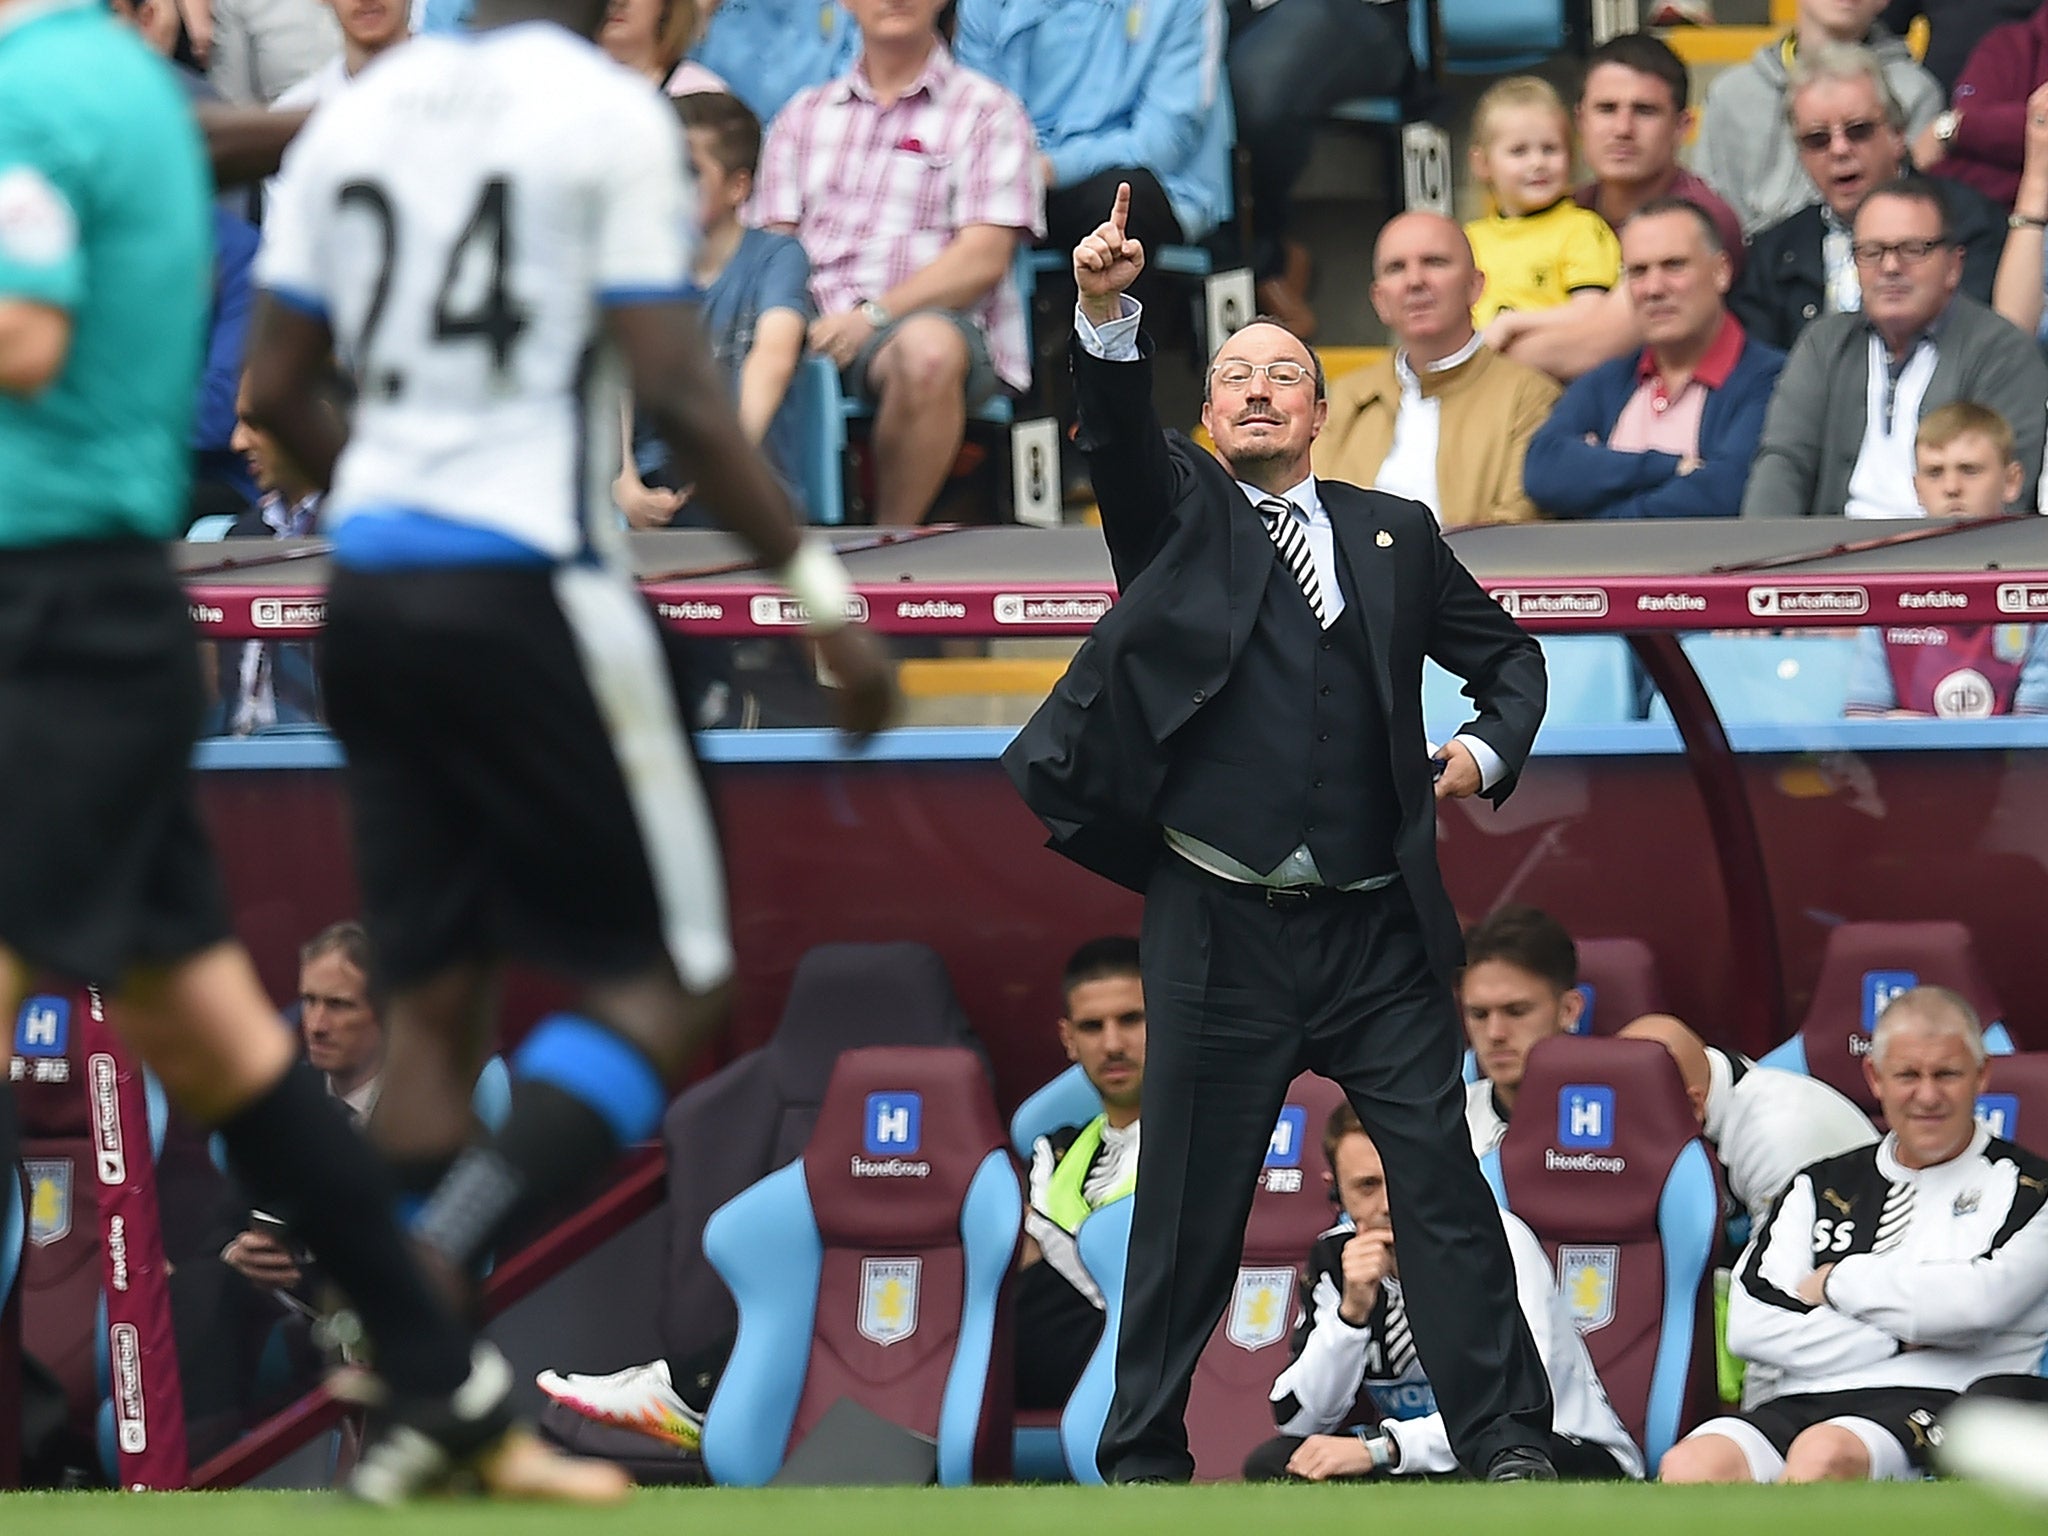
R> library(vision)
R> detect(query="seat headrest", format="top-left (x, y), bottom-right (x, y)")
top-left (1574, 938), bottom-right (1667, 1037)
top-left (1797, 921), bottom-right (2005, 1113)
top-left (1499, 1037), bottom-right (1703, 1240)
top-left (1245, 1073), bottom-right (1350, 1256)
top-left (768, 944), bottom-right (978, 1088)
top-left (803, 1046), bottom-right (1006, 1245)
top-left (1982, 1052), bottom-right (2048, 1156)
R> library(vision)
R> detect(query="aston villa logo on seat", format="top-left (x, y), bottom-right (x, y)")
top-left (1226, 1266), bottom-right (1293, 1352)
top-left (858, 1257), bottom-right (922, 1347)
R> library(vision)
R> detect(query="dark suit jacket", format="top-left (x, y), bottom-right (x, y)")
top-left (1730, 180), bottom-right (2006, 353)
top-left (1002, 337), bottom-right (1548, 984)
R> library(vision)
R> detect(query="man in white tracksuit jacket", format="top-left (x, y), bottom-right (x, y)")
top-left (1662, 986), bottom-right (2048, 1484)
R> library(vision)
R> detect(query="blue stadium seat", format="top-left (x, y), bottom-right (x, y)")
top-left (1008, 1063), bottom-right (1102, 1158)
top-left (1436, 0), bottom-right (1573, 74)
top-left (0, 1157), bottom-right (21, 1317)
top-left (1647, 635), bottom-right (1859, 725)
top-left (185, 513), bottom-right (240, 542)
top-left (1426, 634), bottom-right (1637, 737)
top-left (784, 353), bottom-right (847, 526)
top-left (1054, 1194), bottom-right (1133, 1486)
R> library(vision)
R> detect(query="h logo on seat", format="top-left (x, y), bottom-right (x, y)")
top-left (15, 995), bottom-right (68, 1057)
top-left (1558, 1085), bottom-right (1615, 1150)
top-left (1977, 1093), bottom-right (2019, 1140)
top-left (864, 1093), bottom-right (922, 1156)
top-left (1265, 1105), bottom-right (1308, 1169)
top-left (1862, 970), bottom-right (1917, 1034)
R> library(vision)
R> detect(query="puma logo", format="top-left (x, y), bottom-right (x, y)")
top-left (1822, 1189), bottom-right (1852, 1216)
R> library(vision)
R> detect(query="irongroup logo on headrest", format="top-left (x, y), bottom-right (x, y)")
top-left (15, 994), bottom-right (67, 1058)
top-left (1545, 1085), bottom-right (1625, 1172)
top-left (1861, 970), bottom-right (1917, 1039)
top-left (851, 1092), bottom-right (931, 1178)
top-left (1978, 1093), bottom-right (2019, 1141)
top-left (864, 1092), bottom-right (922, 1155)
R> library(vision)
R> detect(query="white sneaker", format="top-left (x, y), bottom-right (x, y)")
top-left (536, 1359), bottom-right (704, 1451)
top-left (1940, 1396), bottom-right (2048, 1503)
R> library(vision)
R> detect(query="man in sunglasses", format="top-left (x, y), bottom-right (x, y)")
top-left (1006, 184), bottom-right (1555, 1485)
top-left (1744, 174), bottom-right (2048, 517)
top-left (1735, 45), bottom-right (2004, 352)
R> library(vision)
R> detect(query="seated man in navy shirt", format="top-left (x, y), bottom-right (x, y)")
top-left (1524, 199), bottom-right (1783, 520)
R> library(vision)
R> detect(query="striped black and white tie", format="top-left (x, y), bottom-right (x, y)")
top-left (1257, 496), bottom-right (1332, 629)
top-left (1383, 1286), bottom-right (1419, 1377)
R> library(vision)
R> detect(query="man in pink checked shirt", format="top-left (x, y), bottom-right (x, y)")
top-left (754, 0), bottom-right (1044, 526)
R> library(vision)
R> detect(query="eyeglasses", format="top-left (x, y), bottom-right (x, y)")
top-left (1850, 238), bottom-right (1948, 268)
top-left (1793, 118), bottom-right (1884, 153)
top-left (1211, 360), bottom-right (1312, 389)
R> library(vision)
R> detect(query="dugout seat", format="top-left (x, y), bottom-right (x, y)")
top-left (656, 944), bottom-right (986, 1391)
top-left (1978, 1054), bottom-right (2048, 1157)
top-left (1574, 938), bottom-right (1669, 1037)
top-left (699, 1045), bottom-right (1019, 1487)
top-left (1759, 921), bottom-right (2014, 1123)
top-left (1007, 1061), bottom-right (1107, 1480)
top-left (1182, 1072), bottom-right (1351, 1482)
top-left (1493, 1036), bottom-right (1719, 1472)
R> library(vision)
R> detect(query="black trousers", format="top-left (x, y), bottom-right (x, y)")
top-left (1042, 167), bottom-right (1187, 328)
top-left (1099, 855), bottom-right (1553, 1481)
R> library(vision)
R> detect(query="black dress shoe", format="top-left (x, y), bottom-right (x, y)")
top-left (1485, 1447), bottom-right (1558, 1482)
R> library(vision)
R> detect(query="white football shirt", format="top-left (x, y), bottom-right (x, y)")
top-left (256, 23), bottom-right (695, 560)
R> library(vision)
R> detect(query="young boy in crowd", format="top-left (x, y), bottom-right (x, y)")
top-left (616, 91), bottom-right (814, 528)
top-left (1844, 402), bottom-right (2048, 717)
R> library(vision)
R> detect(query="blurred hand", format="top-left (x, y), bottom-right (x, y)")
top-left (1074, 181), bottom-right (1147, 324)
top-left (1433, 738), bottom-right (1482, 801)
top-left (615, 474), bottom-right (686, 529)
top-left (815, 626), bottom-right (896, 742)
top-left (1338, 1228), bottom-right (1395, 1324)
top-left (1287, 1434), bottom-right (1376, 1481)
top-left (2022, 84), bottom-right (2048, 193)
top-left (1481, 311), bottom-right (1529, 354)
top-left (223, 1230), bottom-right (303, 1290)
top-left (809, 309), bottom-right (877, 370)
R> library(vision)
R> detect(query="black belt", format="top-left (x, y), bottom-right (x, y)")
top-left (1207, 877), bottom-right (1394, 910)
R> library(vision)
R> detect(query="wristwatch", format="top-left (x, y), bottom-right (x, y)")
top-left (858, 299), bottom-right (892, 328)
top-left (1932, 109), bottom-right (1961, 143)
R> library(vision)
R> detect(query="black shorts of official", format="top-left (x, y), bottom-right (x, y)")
top-left (1242, 1429), bottom-right (1633, 1481)
top-left (0, 538), bottom-right (231, 985)
top-left (1744, 1386), bottom-right (1957, 1472)
top-left (320, 560), bottom-right (733, 993)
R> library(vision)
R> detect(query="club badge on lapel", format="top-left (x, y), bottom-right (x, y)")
top-left (1375, 529), bottom-right (1393, 547)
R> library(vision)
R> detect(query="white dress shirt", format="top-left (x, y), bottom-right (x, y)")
top-left (1073, 298), bottom-right (1505, 888)
top-left (1372, 333), bottom-right (1487, 521)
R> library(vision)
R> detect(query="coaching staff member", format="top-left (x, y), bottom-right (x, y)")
top-left (1004, 184), bottom-right (1555, 1484)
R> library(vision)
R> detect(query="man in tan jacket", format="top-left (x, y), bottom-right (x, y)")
top-left (1314, 212), bottom-right (1560, 525)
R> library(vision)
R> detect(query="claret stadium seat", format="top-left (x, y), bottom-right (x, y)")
top-left (699, 1045), bottom-right (1020, 1487)
top-left (1760, 921), bottom-right (2014, 1122)
top-left (657, 943), bottom-right (986, 1392)
top-left (1182, 1072), bottom-right (1351, 1482)
top-left (1978, 1053), bottom-right (2048, 1157)
top-left (1494, 1036), bottom-right (1719, 1472)
top-left (1574, 938), bottom-right (1668, 1037)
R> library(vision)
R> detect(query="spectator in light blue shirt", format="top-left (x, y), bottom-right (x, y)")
top-left (956, 0), bottom-right (1232, 333)
top-left (693, 0), bottom-right (861, 122)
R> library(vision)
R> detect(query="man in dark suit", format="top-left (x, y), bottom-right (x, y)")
top-left (1004, 185), bottom-right (1556, 1484)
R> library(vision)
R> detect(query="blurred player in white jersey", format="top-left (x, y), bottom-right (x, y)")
top-left (243, 0), bottom-right (892, 1497)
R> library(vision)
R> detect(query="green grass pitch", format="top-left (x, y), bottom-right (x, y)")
top-left (3, 1482), bottom-right (2045, 1535)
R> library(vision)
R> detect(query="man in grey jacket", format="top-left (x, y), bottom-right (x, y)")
top-left (1742, 177), bottom-right (2048, 518)
top-left (1697, 0), bottom-right (1941, 237)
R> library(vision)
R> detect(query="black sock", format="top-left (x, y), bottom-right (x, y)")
top-left (216, 1062), bottom-right (471, 1398)
top-left (412, 1080), bottom-right (619, 1277)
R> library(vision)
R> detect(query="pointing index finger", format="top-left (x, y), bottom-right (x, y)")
top-left (1111, 180), bottom-right (1131, 238)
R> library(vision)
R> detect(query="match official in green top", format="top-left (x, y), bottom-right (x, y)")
top-left (0, 0), bottom-right (615, 1498)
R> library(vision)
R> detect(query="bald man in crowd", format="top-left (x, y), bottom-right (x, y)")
top-left (1314, 212), bottom-right (1561, 527)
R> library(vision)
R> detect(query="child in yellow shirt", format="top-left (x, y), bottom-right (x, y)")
top-left (1464, 77), bottom-right (1620, 337)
